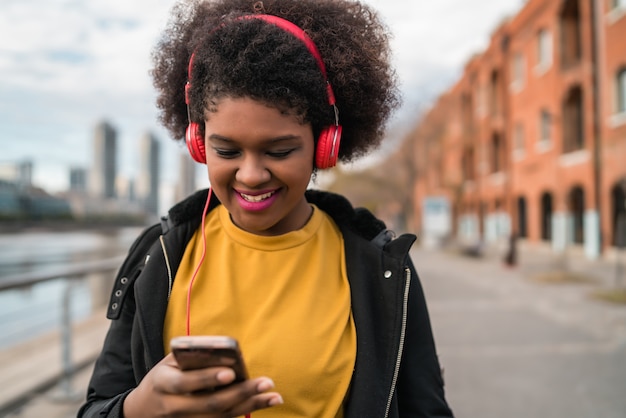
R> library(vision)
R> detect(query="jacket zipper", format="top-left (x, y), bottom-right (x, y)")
top-left (159, 235), bottom-right (174, 300)
top-left (384, 267), bottom-right (411, 418)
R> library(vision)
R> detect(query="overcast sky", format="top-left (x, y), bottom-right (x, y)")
top-left (0, 0), bottom-right (524, 194)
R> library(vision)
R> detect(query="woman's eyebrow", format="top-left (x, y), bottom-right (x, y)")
top-left (207, 133), bottom-right (303, 144)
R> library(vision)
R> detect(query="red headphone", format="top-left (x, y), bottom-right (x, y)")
top-left (184, 14), bottom-right (342, 169)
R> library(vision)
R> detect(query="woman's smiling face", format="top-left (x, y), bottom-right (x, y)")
top-left (203, 97), bottom-right (315, 236)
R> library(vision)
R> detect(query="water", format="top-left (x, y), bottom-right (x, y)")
top-left (0, 227), bottom-right (144, 349)
top-left (0, 228), bottom-right (143, 277)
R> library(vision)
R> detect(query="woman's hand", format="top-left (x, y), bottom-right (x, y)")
top-left (123, 353), bottom-right (283, 417)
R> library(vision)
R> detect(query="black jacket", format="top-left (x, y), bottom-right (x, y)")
top-left (79, 189), bottom-right (453, 418)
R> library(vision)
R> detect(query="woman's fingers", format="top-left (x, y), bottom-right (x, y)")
top-left (163, 377), bottom-right (283, 417)
top-left (162, 366), bottom-right (237, 394)
top-left (223, 391), bottom-right (284, 417)
top-left (189, 377), bottom-right (278, 411)
top-left (155, 353), bottom-right (235, 394)
top-left (127, 354), bottom-right (284, 417)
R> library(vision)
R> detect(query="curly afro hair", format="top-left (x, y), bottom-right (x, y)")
top-left (151, 0), bottom-right (400, 164)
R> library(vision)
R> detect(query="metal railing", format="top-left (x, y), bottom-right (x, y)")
top-left (0, 256), bottom-right (125, 406)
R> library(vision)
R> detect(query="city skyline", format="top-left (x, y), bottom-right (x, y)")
top-left (0, 118), bottom-right (189, 217)
top-left (0, 0), bottom-right (525, 196)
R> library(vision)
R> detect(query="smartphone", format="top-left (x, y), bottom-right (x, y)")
top-left (170, 335), bottom-right (249, 384)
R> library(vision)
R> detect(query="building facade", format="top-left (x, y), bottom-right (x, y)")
top-left (407, 0), bottom-right (626, 259)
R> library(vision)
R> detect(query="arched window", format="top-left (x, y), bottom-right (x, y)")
top-left (540, 192), bottom-right (553, 241)
top-left (568, 186), bottom-right (585, 244)
top-left (611, 181), bottom-right (626, 247)
top-left (517, 196), bottom-right (528, 238)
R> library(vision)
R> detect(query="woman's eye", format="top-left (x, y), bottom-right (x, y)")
top-left (267, 149), bottom-right (294, 158)
top-left (214, 148), bottom-right (239, 158)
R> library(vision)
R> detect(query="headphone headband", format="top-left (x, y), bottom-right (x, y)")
top-left (242, 16), bottom-right (328, 79)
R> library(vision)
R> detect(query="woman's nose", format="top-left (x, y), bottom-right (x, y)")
top-left (235, 156), bottom-right (271, 186)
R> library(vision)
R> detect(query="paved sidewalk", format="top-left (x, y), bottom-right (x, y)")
top-left (413, 246), bottom-right (626, 418)
top-left (3, 244), bottom-right (626, 418)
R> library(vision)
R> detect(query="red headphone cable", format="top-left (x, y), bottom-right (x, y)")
top-left (185, 187), bottom-right (212, 336)
top-left (182, 188), bottom-right (254, 418)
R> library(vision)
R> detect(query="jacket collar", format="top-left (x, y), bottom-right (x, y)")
top-left (163, 188), bottom-right (388, 242)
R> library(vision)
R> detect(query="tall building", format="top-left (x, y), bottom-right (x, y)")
top-left (116, 176), bottom-right (136, 202)
top-left (90, 120), bottom-right (117, 199)
top-left (176, 152), bottom-right (197, 202)
top-left (69, 167), bottom-right (87, 193)
top-left (137, 131), bottom-right (160, 216)
top-left (17, 161), bottom-right (33, 188)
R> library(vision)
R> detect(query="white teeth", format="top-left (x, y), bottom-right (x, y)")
top-left (240, 191), bottom-right (274, 202)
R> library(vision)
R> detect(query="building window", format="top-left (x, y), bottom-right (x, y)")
top-left (491, 134), bottom-right (504, 173)
top-left (536, 29), bottom-right (552, 74)
top-left (517, 196), bottom-right (528, 238)
top-left (608, 0), bottom-right (626, 23)
top-left (541, 192), bottom-right (553, 241)
top-left (611, 181), bottom-right (626, 246)
top-left (618, 68), bottom-right (626, 114)
top-left (540, 110), bottom-right (552, 143)
top-left (490, 70), bottom-right (502, 116)
top-left (563, 86), bottom-right (584, 153)
top-left (511, 53), bottom-right (526, 91)
top-left (560, 0), bottom-right (582, 69)
top-left (568, 186), bottom-right (585, 244)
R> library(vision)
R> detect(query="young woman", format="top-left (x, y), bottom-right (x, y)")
top-left (78, 0), bottom-right (453, 417)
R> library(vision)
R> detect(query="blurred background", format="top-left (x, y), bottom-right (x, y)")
top-left (1, 0), bottom-right (626, 417)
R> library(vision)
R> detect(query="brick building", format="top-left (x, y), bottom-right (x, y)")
top-left (407, 0), bottom-right (626, 259)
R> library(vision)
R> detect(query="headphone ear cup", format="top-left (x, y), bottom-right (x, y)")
top-left (185, 122), bottom-right (206, 164)
top-left (315, 125), bottom-right (342, 169)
